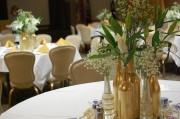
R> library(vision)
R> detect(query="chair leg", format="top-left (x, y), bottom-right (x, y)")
top-left (50, 82), bottom-right (54, 90)
top-left (34, 87), bottom-right (39, 95)
top-left (8, 88), bottom-right (15, 108)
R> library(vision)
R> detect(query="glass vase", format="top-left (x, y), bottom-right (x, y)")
top-left (128, 59), bottom-right (140, 119)
top-left (102, 75), bottom-right (114, 119)
top-left (149, 74), bottom-right (160, 119)
top-left (118, 66), bottom-right (134, 119)
top-left (113, 58), bottom-right (122, 118)
top-left (20, 32), bottom-right (35, 51)
top-left (140, 73), bottom-right (153, 119)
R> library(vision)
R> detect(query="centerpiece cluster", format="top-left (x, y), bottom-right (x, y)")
top-left (10, 10), bottom-right (41, 50)
top-left (85, 0), bottom-right (179, 119)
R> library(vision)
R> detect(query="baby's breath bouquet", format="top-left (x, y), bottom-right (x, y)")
top-left (10, 9), bottom-right (41, 34)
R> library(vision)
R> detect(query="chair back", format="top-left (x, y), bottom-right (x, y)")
top-left (0, 34), bottom-right (16, 46)
top-left (49, 46), bottom-right (76, 80)
top-left (79, 25), bottom-right (91, 44)
top-left (36, 34), bottom-right (52, 43)
top-left (69, 59), bottom-right (104, 85)
top-left (4, 52), bottom-right (35, 89)
top-left (91, 36), bottom-right (101, 50)
top-left (1, 29), bottom-right (13, 34)
top-left (70, 25), bottom-right (76, 35)
top-left (65, 35), bottom-right (81, 50)
top-left (75, 24), bottom-right (85, 33)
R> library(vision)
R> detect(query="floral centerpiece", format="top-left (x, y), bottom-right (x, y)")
top-left (85, 0), bottom-right (179, 118)
top-left (10, 9), bottom-right (41, 50)
top-left (10, 9), bottom-right (41, 34)
top-left (96, 8), bottom-right (112, 25)
top-left (166, 2), bottom-right (180, 21)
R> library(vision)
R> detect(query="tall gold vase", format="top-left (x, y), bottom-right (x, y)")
top-left (128, 59), bottom-right (140, 119)
top-left (113, 59), bottom-right (122, 118)
top-left (118, 66), bottom-right (134, 119)
top-left (149, 74), bottom-right (160, 119)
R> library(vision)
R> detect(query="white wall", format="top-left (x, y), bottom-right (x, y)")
top-left (7, 0), bottom-right (50, 25)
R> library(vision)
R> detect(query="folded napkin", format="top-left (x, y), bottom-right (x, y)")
top-left (56, 38), bottom-right (72, 46)
top-left (5, 40), bottom-right (15, 47)
top-left (10, 47), bottom-right (17, 52)
top-left (37, 45), bottom-right (49, 54)
top-left (39, 38), bottom-right (47, 45)
top-left (87, 23), bottom-right (93, 29)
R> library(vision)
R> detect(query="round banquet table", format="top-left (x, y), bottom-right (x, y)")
top-left (0, 80), bottom-right (180, 119)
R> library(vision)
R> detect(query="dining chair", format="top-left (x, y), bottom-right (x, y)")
top-left (69, 59), bottom-right (104, 85)
top-left (0, 34), bottom-right (16, 46)
top-left (36, 34), bottom-right (52, 44)
top-left (79, 25), bottom-right (91, 51)
top-left (65, 35), bottom-right (82, 51)
top-left (90, 36), bottom-right (101, 50)
top-left (49, 46), bottom-right (76, 90)
top-left (70, 25), bottom-right (76, 35)
top-left (0, 29), bottom-right (13, 35)
top-left (75, 24), bottom-right (85, 33)
top-left (4, 52), bottom-right (40, 107)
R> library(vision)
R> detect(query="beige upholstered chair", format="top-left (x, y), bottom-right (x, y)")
top-left (0, 34), bottom-right (16, 46)
top-left (90, 36), bottom-right (101, 50)
top-left (0, 29), bottom-right (13, 34)
top-left (69, 59), bottom-right (104, 85)
top-left (49, 46), bottom-right (76, 90)
top-left (79, 25), bottom-right (91, 51)
top-left (75, 24), bottom-right (85, 33)
top-left (36, 34), bottom-right (52, 43)
top-left (4, 52), bottom-right (39, 107)
top-left (70, 25), bottom-right (76, 35)
top-left (65, 35), bottom-right (81, 51)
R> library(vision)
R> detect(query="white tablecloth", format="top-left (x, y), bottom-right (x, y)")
top-left (0, 44), bottom-right (82, 91)
top-left (0, 80), bottom-right (179, 119)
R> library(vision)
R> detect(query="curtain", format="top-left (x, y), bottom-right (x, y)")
top-left (0, 0), bottom-right (8, 20)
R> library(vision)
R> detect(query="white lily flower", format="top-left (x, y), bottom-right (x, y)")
top-left (116, 33), bottom-right (127, 53)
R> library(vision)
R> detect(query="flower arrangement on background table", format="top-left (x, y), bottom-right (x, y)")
top-left (10, 10), bottom-right (41, 50)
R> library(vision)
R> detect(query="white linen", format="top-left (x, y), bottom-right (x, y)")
top-left (0, 80), bottom-right (180, 119)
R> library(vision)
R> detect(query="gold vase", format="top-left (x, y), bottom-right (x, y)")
top-left (113, 59), bottom-right (122, 118)
top-left (31, 33), bottom-right (37, 49)
top-left (149, 74), bottom-right (160, 119)
top-left (128, 59), bottom-right (140, 119)
top-left (20, 32), bottom-right (35, 51)
top-left (118, 66), bottom-right (134, 119)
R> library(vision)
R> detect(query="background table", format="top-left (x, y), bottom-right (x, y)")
top-left (0, 44), bottom-right (82, 91)
top-left (0, 80), bottom-right (180, 119)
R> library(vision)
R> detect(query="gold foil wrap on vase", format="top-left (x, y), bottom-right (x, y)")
top-left (128, 59), bottom-right (140, 119)
top-left (149, 74), bottom-right (160, 119)
top-left (118, 66), bottom-right (134, 119)
top-left (113, 59), bottom-right (122, 118)
top-left (31, 34), bottom-right (37, 49)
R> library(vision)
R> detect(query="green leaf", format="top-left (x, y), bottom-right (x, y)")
top-left (144, 23), bottom-right (149, 38)
top-left (168, 19), bottom-right (178, 34)
top-left (109, 17), bottom-right (123, 36)
top-left (124, 47), bottom-right (135, 66)
top-left (99, 25), bottom-right (117, 47)
top-left (98, 45), bottom-right (114, 50)
top-left (156, 8), bottom-right (168, 29)
top-left (89, 52), bottom-right (112, 59)
top-left (152, 31), bottom-right (160, 46)
top-left (125, 11), bottom-right (131, 31)
top-left (126, 32), bottom-right (144, 44)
